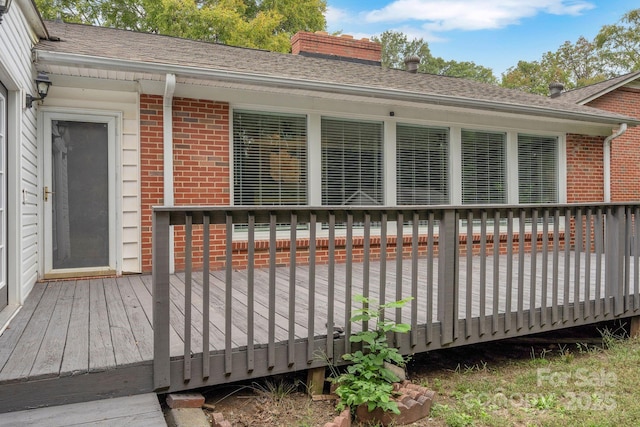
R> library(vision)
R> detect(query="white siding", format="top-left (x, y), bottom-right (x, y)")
top-left (0, 1), bottom-right (44, 303)
top-left (43, 87), bottom-right (141, 273)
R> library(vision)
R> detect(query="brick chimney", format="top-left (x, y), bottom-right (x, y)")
top-left (291, 31), bottom-right (382, 66)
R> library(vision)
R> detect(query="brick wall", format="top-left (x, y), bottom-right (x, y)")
top-left (566, 133), bottom-right (604, 202)
top-left (586, 87), bottom-right (640, 202)
top-left (140, 95), bottom-right (164, 271)
top-left (140, 95), bottom-right (230, 272)
top-left (291, 31), bottom-right (382, 63)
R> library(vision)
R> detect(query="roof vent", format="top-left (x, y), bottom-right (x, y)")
top-left (549, 82), bottom-right (564, 98)
top-left (404, 55), bottom-right (420, 73)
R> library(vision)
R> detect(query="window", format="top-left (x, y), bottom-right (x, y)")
top-left (321, 118), bottom-right (383, 205)
top-left (518, 134), bottom-right (558, 203)
top-left (461, 130), bottom-right (506, 204)
top-left (233, 110), bottom-right (307, 205)
top-left (397, 124), bottom-right (449, 205)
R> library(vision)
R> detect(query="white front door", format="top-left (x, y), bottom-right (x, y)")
top-left (43, 113), bottom-right (116, 277)
top-left (0, 83), bottom-right (7, 309)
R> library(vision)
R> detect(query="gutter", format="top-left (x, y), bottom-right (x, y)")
top-left (163, 74), bottom-right (176, 272)
top-left (604, 123), bottom-right (627, 202)
top-left (34, 50), bottom-right (640, 128)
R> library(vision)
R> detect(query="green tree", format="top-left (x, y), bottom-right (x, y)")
top-left (256, 0), bottom-right (326, 34)
top-left (35, 0), bottom-right (326, 52)
top-left (595, 8), bottom-right (640, 74)
top-left (501, 37), bottom-right (607, 95)
top-left (372, 30), bottom-right (497, 84)
top-left (372, 30), bottom-right (432, 70)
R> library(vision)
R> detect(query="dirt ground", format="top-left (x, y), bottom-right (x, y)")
top-left (197, 321), bottom-right (619, 426)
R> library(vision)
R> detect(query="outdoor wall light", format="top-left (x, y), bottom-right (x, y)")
top-left (0, 0), bottom-right (12, 24)
top-left (26, 72), bottom-right (52, 108)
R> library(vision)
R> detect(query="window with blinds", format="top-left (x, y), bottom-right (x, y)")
top-left (233, 110), bottom-right (307, 205)
top-left (518, 134), bottom-right (558, 203)
top-left (321, 118), bottom-right (384, 206)
top-left (461, 130), bottom-right (506, 204)
top-left (396, 124), bottom-right (449, 205)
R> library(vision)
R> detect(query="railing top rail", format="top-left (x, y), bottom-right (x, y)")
top-left (153, 202), bottom-right (640, 213)
top-left (152, 203), bottom-right (638, 226)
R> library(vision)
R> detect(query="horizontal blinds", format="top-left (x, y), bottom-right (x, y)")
top-left (321, 118), bottom-right (383, 205)
top-left (233, 110), bottom-right (307, 205)
top-left (518, 134), bottom-right (558, 203)
top-left (396, 124), bottom-right (449, 205)
top-left (461, 129), bottom-right (506, 204)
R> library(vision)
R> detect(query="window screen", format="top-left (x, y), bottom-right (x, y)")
top-left (397, 124), bottom-right (449, 205)
top-left (321, 118), bottom-right (383, 205)
top-left (518, 134), bottom-right (558, 203)
top-left (233, 110), bottom-right (307, 205)
top-left (461, 130), bottom-right (506, 204)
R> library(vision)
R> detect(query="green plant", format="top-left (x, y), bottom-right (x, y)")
top-left (250, 379), bottom-right (300, 403)
top-left (333, 295), bottom-right (413, 415)
top-left (432, 403), bottom-right (475, 427)
top-left (529, 393), bottom-right (558, 410)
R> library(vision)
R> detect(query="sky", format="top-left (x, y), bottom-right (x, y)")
top-left (324, 0), bottom-right (639, 76)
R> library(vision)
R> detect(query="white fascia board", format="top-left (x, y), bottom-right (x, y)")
top-left (16, 0), bottom-right (49, 39)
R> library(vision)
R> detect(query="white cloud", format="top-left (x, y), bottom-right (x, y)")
top-left (364, 0), bottom-right (595, 32)
top-left (325, 6), bottom-right (353, 28)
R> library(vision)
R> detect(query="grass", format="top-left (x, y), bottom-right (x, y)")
top-left (414, 324), bottom-right (640, 427)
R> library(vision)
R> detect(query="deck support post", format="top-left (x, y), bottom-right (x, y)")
top-left (606, 206), bottom-right (626, 317)
top-left (631, 316), bottom-right (640, 338)
top-left (438, 209), bottom-right (459, 345)
top-left (152, 209), bottom-right (171, 391)
top-left (306, 367), bottom-right (326, 396)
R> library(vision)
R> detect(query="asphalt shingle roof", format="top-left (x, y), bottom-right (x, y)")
top-left (558, 71), bottom-right (640, 104)
top-left (36, 21), bottom-right (639, 126)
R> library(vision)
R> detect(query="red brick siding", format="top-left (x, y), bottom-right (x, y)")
top-left (227, 232), bottom-right (565, 269)
top-left (140, 95), bottom-right (230, 272)
top-left (566, 133), bottom-right (604, 202)
top-left (586, 87), bottom-right (640, 202)
top-left (291, 31), bottom-right (381, 63)
top-left (140, 95), bottom-right (165, 272)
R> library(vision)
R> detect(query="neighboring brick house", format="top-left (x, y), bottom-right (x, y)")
top-left (19, 20), bottom-right (640, 286)
top-left (559, 71), bottom-right (640, 202)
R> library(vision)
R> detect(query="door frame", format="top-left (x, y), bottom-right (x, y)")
top-left (0, 82), bottom-right (7, 310)
top-left (39, 109), bottom-right (122, 278)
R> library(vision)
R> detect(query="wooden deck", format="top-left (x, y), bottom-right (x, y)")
top-left (1, 248), bottom-right (637, 412)
top-left (0, 393), bottom-right (165, 427)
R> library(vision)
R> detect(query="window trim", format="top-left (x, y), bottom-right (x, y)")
top-left (230, 107), bottom-right (567, 211)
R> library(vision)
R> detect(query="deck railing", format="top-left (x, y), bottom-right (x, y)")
top-left (152, 204), bottom-right (640, 392)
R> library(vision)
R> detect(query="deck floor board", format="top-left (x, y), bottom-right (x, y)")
top-left (104, 277), bottom-right (143, 366)
top-left (119, 276), bottom-right (154, 361)
top-left (0, 393), bottom-right (164, 427)
top-left (29, 283), bottom-right (75, 380)
top-left (89, 279), bottom-right (116, 371)
top-left (0, 284), bottom-right (62, 382)
top-left (61, 281), bottom-right (90, 376)
top-left (0, 283), bottom-right (47, 373)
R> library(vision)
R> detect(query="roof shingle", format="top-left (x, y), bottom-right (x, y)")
top-left (36, 21), bottom-right (639, 126)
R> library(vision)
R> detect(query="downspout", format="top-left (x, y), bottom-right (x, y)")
top-left (163, 74), bottom-right (176, 272)
top-left (604, 123), bottom-right (627, 203)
